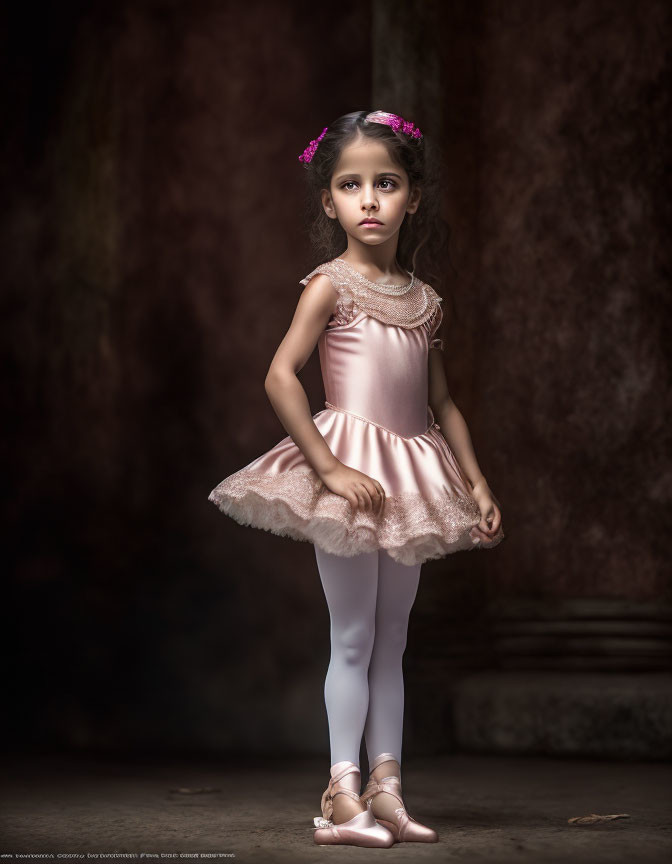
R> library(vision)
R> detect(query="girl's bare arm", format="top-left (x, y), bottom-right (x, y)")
top-left (264, 275), bottom-right (386, 514)
top-left (428, 349), bottom-right (502, 540)
top-left (264, 275), bottom-right (339, 478)
top-left (428, 348), bottom-right (487, 489)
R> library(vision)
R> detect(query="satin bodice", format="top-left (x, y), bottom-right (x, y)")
top-left (318, 310), bottom-right (435, 439)
top-left (299, 257), bottom-right (444, 439)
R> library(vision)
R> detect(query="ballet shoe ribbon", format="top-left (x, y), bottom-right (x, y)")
top-left (320, 784), bottom-right (334, 821)
top-left (320, 763), bottom-right (362, 821)
top-left (362, 774), bottom-right (405, 809)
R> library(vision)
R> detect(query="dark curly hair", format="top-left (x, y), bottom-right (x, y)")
top-left (299, 109), bottom-right (455, 324)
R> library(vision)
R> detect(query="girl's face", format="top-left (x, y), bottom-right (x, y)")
top-left (321, 135), bottom-right (421, 249)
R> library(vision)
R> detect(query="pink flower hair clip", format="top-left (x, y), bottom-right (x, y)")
top-left (365, 110), bottom-right (423, 139)
top-left (297, 112), bottom-right (422, 164)
top-left (298, 127), bottom-right (328, 163)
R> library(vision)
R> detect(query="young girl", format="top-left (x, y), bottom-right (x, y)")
top-left (208, 110), bottom-right (505, 848)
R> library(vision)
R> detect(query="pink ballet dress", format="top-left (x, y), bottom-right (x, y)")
top-left (208, 257), bottom-right (505, 566)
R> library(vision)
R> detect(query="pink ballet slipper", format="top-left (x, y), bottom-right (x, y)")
top-left (313, 760), bottom-right (395, 847)
top-left (362, 752), bottom-right (439, 843)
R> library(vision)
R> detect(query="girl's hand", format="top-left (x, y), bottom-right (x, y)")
top-left (469, 478), bottom-right (503, 545)
top-left (319, 462), bottom-right (386, 516)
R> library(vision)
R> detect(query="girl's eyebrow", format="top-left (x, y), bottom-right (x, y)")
top-left (334, 172), bottom-right (403, 182)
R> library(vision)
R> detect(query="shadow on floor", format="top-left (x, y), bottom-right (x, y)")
top-left (1, 751), bottom-right (671, 862)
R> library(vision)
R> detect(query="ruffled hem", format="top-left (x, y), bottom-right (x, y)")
top-left (208, 404), bottom-right (506, 566)
top-left (208, 466), bottom-right (505, 567)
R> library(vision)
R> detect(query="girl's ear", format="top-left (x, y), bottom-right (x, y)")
top-left (321, 188), bottom-right (338, 220)
top-left (406, 185), bottom-right (422, 215)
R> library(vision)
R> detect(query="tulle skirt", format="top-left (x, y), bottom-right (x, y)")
top-left (208, 403), bottom-right (505, 566)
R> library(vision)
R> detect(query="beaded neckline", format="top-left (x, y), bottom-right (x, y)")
top-left (334, 258), bottom-right (415, 295)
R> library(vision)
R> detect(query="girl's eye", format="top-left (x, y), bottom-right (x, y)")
top-left (341, 179), bottom-right (396, 191)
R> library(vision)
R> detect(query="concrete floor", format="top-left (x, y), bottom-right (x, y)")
top-left (1, 752), bottom-right (671, 863)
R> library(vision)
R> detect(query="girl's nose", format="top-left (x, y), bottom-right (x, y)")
top-left (360, 185), bottom-right (378, 210)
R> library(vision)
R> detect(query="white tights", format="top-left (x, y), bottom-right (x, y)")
top-left (314, 544), bottom-right (422, 773)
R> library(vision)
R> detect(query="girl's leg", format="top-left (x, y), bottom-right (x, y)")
top-left (363, 548), bottom-right (421, 820)
top-left (314, 544), bottom-right (379, 822)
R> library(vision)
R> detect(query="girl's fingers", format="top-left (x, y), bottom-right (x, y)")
top-left (469, 526), bottom-right (484, 544)
top-left (471, 526), bottom-right (493, 545)
top-left (369, 482), bottom-right (385, 516)
top-left (365, 486), bottom-right (378, 515)
top-left (486, 504), bottom-right (502, 534)
top-left (376, 483), bottom-right (386, 514)
top-left (479, 502), bottom-right (502, 535)
top-left (346, 479), bottom-right (386, 514)
top-left (357, 483), bottom-right (373, 512)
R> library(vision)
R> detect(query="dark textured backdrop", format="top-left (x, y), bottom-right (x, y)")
top-left (2, 0), bottom-right (670, 757)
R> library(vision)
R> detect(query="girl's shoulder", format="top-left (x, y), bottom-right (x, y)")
top-left (298, 258), bottom-right (351, 291)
